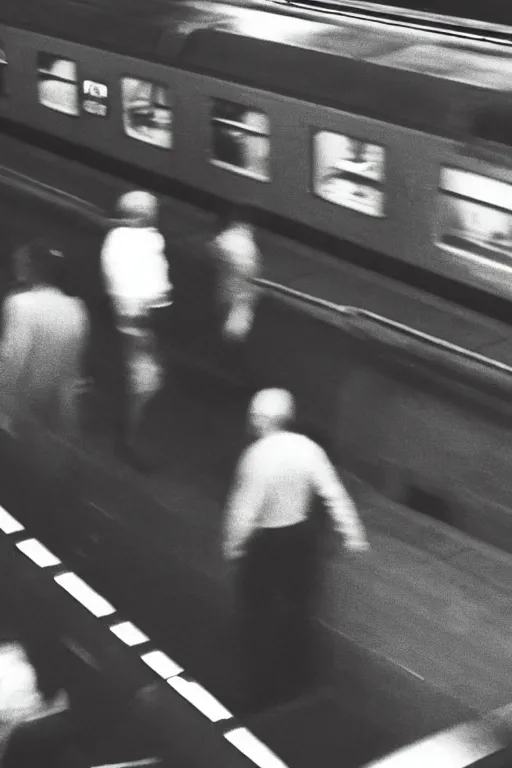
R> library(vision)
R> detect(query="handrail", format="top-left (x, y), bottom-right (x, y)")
top-left (1, 159), bottom-right (511, 378)
top-left (254, 277), bottom-right (512, 377)
top-left (0, 165), bottom-right (105, 224)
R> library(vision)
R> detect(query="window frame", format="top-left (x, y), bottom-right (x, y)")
top-left (209, 98), bottom-right (271, 182)
top-left (310, 127), bottom-right (387, 219)
top-left (36, 51), bottom-right (80, 118)
top-left (437, 165), bottom-right (512, 267)
top-left (119, 73), bottom-right (174, 151)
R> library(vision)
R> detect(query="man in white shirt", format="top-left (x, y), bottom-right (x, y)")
top-left (101, 190), bottom-right (172, 468)
top-left (212, 205), bottom-right (261, 343)
top-left (224, 388), bottom-right (369, 712)
top-left (0, 241), bottom-right (89, 443)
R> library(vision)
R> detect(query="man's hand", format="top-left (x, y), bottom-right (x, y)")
top-left (345, 535), bottom-right (370, 553)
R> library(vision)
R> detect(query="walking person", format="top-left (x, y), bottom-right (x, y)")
top-left (100, 190), bottom-right (172, 469)
top-left (223, 388), bottom-right (369, 713)
top-left (0, 628), bottom-right (86, 768)
top-left (212, 204), bottom-right (261, 343)
top-left (0, 240), bottom-right (89, 443)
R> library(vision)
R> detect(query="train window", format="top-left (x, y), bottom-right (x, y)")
top-left (121, 77), bottom-right (172, 149)
top-left (313, 131), bottom-right (385, 217)
top-left (0, 44), bottom-right (6, 96)
top-left (37, 54), bottom-right (79, 116)
top-left (439, 168), bottom-right (512, 264)
top-left (211, 100), bottom-right (270, 180)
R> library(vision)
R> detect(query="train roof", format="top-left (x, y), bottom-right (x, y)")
top-left (2, 0), bottom-right (512, 143)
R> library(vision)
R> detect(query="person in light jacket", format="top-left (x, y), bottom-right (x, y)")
top-left (101, 190), bottom-right (172, 468)
top-left (224, 388), bottom-right (369, 712)
top-left (0, 240), bottom-right (89, 443)
top-left (212, 204), bottom-right (261, 343)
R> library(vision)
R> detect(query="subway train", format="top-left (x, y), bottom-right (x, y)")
top-left (0, 0), bottom-right (511, 301)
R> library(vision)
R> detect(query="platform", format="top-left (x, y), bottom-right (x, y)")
top-left (3, 356), bottom-right (512, 767)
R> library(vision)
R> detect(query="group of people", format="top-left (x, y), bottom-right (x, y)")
top-left (0, 191), bottom-right (261, 466)
top-left (0, 188), bottom-right (369, 718)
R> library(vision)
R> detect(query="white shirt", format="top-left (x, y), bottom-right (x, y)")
top-left (0, 646), bottom-right (69, 762)
top-left (214, 226), bottom-right (261, 340)
top-left (224, 431), bottom-right (366, 559)
top-left (101, 226), bottom-right (172, 320)
top-left (0, 287), bottom-right (89, 436)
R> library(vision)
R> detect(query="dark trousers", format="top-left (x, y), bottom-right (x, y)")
top-left (237, 518), bottom-right (320, 708)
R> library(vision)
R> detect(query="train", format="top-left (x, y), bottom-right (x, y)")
top-left (0, 0), bottom-right (511, 301)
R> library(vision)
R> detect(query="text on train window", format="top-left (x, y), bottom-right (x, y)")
top-left (313, 131), bottom-right (385, 217)
top-left (439, 168), bottom-right (512, 265)
top-left (0, 44), bottom-right (6, 96)
top-left (37, 54), bottom-right (79, 116)
top-left (121, 78), bottom-right (172, 149)
top-left (211, 100), bottom-right (270, 180)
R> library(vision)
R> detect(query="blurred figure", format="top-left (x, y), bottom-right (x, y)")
top-left (100, 190), bottom-right (172, 469)
top-left (212, 204), bottom-right (261, 342)
top-left (224, 388), bottom-right (369, 712)
top-left (0, 240), bottom-right (89, 442)
top-left (0, 629), bottom-right (83, 767)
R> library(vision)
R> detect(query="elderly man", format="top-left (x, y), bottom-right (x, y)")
top-left (101, 190), bottom-right (172, 468)
top-left (224, 388), bottom-right (369, 712)
top-left (0, 241), bottom-right (89, 443)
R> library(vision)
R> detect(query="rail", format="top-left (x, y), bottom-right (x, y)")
top-left (1, 162), bottom-right (511, 379)
top-left (255, 278), bottom-right (512, 377)
top-left (268, 0), bottom-right (512, 45)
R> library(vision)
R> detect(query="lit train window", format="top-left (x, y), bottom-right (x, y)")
top-left (313, 131), bottom-right (385, 217)
top-left (211, 100), bottom-right (270, 180)
top-left (121, 77), bottom-right (172, 149)
top-left (0, 44), bottom-right (6, 96)
top-left (439, 168), bottom-right (512, 265)
top-left (37, 54), bottom-right (79, 116)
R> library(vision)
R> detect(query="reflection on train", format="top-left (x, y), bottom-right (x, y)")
top-left (0, 0), bottom-right (512, 299)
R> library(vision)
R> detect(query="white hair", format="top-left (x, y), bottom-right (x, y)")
top-left (249, 388), bottom-right (295, 425)
top-left (116, 190), bottom-right (159, 225)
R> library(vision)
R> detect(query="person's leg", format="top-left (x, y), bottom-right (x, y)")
top-left (236, 533), bottom-right (282, 711)
top-left (275, 521), bottom-right (320, 699)
top-left (119, 330), bottom-right (163, 470)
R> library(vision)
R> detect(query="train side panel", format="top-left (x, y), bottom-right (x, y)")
top-left (1, 24), bottom-right (512, 298)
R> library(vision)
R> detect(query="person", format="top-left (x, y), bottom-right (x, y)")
top-left (0, 240), bottom-right (90, 443)
top-left (0, 629), bottom-right (84, 767)
top-left (223, 388), bottom-right (369, 712)
top-left (212, 204), bottom-right (261, 343)
top-left (100, 190), bottom-right (172, 469)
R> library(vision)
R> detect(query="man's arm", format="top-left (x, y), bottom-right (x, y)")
top-left (224, 449), bottom-right (266, 560)
top-left (312, 446), bottom-right (369, 551)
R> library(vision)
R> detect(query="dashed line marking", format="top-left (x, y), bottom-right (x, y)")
top-left (16, 538), bottom-right (61, 568)
top-left (140, 650), bottom-right (183, 680)
top-left (0, 505), bottom-right (25, 534)
top-left (54, 572), bottom-right (116, 618)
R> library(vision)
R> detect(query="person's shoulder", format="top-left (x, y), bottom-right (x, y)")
top-left (3, 288), bottom-right (33, 312)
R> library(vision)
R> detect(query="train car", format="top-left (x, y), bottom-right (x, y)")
top-left (0, 0), bottom-right (511, 299)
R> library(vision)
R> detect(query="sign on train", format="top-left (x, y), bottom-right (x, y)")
top-left (81, 80), bottom-right (109, 118)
